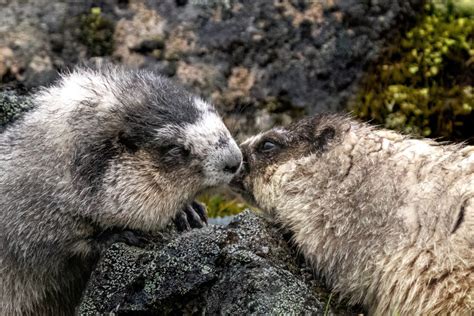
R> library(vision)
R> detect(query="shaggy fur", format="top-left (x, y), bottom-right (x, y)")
top-left (0, 65), bottom-right (242, 315)
top-left (233, 114), bottom-right (473, 315)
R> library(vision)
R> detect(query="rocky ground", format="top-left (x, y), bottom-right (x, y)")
top-left (0, 0), bottom-right (423, 139)
top-left (78, 211), bottom-right (362, 315)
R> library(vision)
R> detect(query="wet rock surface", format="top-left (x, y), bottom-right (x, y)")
top-left (0, 0), bottom-right (423, 138)
top-left (78, 211), bottom-right (356, 315)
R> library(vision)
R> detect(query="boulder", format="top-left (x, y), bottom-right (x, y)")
top-left (0, 0), bottom-right (423, 138)
top-left (78, 211), bottom-right (358, 315)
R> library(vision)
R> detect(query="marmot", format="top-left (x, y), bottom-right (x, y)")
top-left (0, 65), bottom-right (242, 315)
top-left (232, 114), bottom-right (473, 315)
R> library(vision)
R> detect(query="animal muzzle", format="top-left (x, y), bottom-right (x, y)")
top-left (204, 141), bottom-right (243, 186)
top-left (221, 147), bottom-right (242, 175)
top-left (229, 149), bottom-right (250, 194)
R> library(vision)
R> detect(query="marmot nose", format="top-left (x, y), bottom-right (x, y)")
top-left (223, 161), bottom-right (241, 174)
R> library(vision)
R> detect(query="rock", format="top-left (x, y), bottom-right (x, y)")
top-left (0, 0), bottom-right (423, 139)
top-left (78, 211), bottom-right (356, 315)
top-left (0, 89), bottom-right (34, 132)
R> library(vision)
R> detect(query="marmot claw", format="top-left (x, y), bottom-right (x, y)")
top-left (174, 201), bottom-right (208, 231)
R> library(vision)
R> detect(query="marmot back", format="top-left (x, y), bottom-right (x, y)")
top-left (233, 114), bottom-right (473, 315)
top-left (0, 65), bottom-right (242, 315)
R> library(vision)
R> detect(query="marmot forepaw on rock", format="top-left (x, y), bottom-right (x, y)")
top-left (0, 65), bottom-right (242, 315)
top-left (232, 114), bottom-right (473, 315)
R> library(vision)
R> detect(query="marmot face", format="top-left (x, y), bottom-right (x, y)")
top-left (232, 115), bottom-right (344, 213)
top-left (35, 66), bottom-right (242, 230)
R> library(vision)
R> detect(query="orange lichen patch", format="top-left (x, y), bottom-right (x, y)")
top-left (164, 26), bottom-right (198, 59)
top-left (113, 1), bottom-right (165, 66)
top-left (175, 61), bottom-right (219, 89)
top-left (274, 0), bottom-right (325, 27)
top-left (227, 66), bottom-right (256, 98)
top-left (0, 47), bottom-right (14, 79)
top-left (28, 54), bottom-right (52, 74)
top-left (332, 11), bottom-right (344, 22)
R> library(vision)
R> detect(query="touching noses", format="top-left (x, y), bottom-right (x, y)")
top-left (222, 145), bottom-right (243, 175)
top-left (223, 153), bottom-right (242, 174)
top-left (223, 160), bottom-right (241, 174)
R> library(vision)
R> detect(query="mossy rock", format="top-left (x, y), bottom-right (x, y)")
top-left (351, 0), bottom-right (473, 142)
top-left (79, 7), bottom-right (115, 57)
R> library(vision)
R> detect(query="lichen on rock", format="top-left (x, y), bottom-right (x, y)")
top-left (78, 211), bottom-right (356, 315)
top-left (0, 90), bottom-right (34, 132)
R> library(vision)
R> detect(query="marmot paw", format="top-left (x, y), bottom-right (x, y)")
top-left (96, 229), bottom-right (149, 251)
top-left (174, 201), bottom-right (208, 232)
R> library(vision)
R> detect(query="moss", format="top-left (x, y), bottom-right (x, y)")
top-left (79, 7), bottom-right (115, 57)
top-left (263, 96), bottom-right (306, 117)
top-left (198, 193), bottom-right (249, 218)
top-left (351, 0), bottom-right (473, 142)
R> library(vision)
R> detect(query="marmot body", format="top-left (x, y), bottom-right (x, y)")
top-left (233, 114), bottom-right (473, 315)
top-left (0, 65), bottom-right (242, 315)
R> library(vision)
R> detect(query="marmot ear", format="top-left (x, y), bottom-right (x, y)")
top-left (313, 126), bottom-right (336, 151)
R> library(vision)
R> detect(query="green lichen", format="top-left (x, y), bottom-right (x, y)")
top-left (351, 0), bottom-right (473, 142)
top-left (198, 193), bottom-right (249, 218)
top-left (263, 97), bottom-right (306, 117)
top-left (79, 7), bottom-right (115, 57)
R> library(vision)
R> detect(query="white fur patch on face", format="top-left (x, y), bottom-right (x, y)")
top-left (241, 133), bottom-right (264, 147)
top-left (182, 98), bottom-right (242, 187)
top-left (241, 128), bottom-right (287, 148)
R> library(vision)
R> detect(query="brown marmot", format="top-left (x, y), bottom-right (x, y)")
top-left (0, 65), bottom-right (242, 315)
top-left (232, 114), bottom-right (473, 315)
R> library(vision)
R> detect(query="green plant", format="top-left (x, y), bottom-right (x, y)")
top-left (79, 7), bottom-right (115, 57)
top-left (323, 293), bottom-right (333, 316)
top-left (198, 193), bottom-right (249, 218)
top-left (351, 0), bottom-right (473, 142)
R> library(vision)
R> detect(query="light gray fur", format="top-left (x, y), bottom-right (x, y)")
top-left (237, 115), bottom-right (473, 315)
top-left (0, 65), bottom-right (242, 315)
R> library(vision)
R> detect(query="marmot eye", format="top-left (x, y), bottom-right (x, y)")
top-left (259, 141), bottom-right (280, 153)
top-left (162, 144), bottom-right (190, 158)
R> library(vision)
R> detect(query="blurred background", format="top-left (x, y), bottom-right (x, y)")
top-left (1, 0), bottom-right (473, 219)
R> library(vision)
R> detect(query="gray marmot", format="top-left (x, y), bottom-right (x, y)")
top-left (0, 65), bottom-right (242, 315)
top-left (232, 114), bottom-right (473, 315)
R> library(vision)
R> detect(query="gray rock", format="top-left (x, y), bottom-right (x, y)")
top-left (0, 0), bottom-right (423, 138)
top-left (207, 215), bottom-right (236, 226)
top-left (78, 211), bottom-right (356, 315)
top-left (0, 90), bottom-right (34, 132)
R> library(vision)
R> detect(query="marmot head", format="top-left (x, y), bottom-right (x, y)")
top-left (36, 65), bottom-right (242, 230)
top-left (231, 114), bottom-right (349, 215)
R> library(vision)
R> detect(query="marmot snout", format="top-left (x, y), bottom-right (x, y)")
top-left (0, 65), bottom-right (242, 315)
top-left (232, 114), bottom-right (473, 315)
